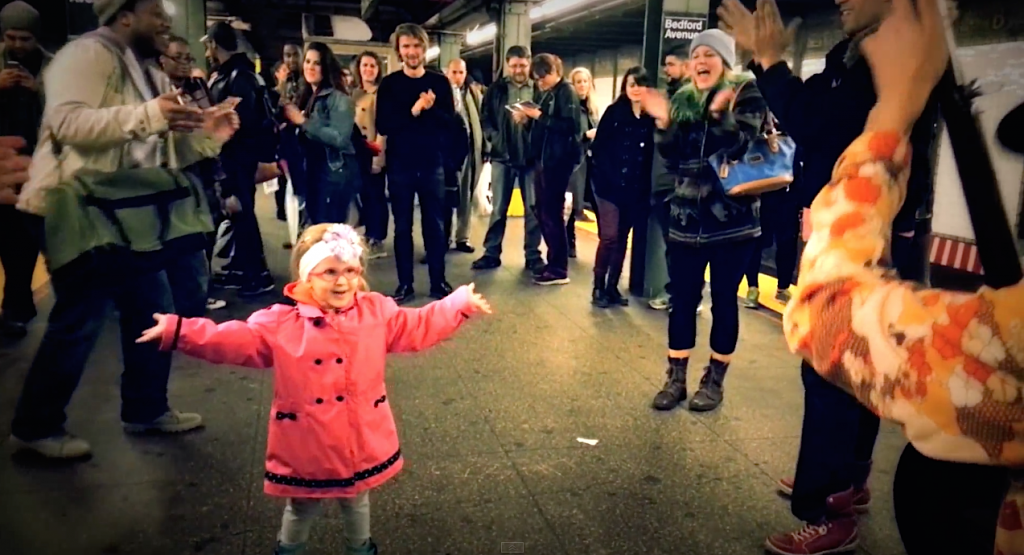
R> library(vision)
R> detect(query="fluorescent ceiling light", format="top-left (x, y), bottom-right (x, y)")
top-left (463, 0), bottom-right (597, 47)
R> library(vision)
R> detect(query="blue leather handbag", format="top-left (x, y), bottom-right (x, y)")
top-left (709, 102), bottom-right (797, 197)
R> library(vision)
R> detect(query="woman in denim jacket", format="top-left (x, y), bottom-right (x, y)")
top-left (643, 30), bottom-right (768, 413)
top-left (284, 42), bottom-right (360, 225)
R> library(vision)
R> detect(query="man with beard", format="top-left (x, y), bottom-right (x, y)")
top-left (472, 45), bottom-right (543, 274)
top-left (10, 0), bottom-right (239, 459)
top-left (0, 1), bottom-right (51, 339)
top-left (376, 23), bottom-right (459, 303)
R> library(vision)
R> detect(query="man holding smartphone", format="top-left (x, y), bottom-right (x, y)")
top-left (0, 1), bottom-right (51, 340)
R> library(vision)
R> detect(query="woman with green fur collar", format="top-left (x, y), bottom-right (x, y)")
top-left (642, 29), bottom-right (768, 414)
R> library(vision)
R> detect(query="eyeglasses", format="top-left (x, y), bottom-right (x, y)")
top-left (309, 267), bottom-right (362, 282)
top-left (165, 54), bottom-right (195, 64)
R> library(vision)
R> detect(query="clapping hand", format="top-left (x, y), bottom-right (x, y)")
top-left (137, 313), bottom-right (173, 343)
top-left (709, 88), bottom-right (736, 115)
top-left (639, 87), bottom-right (671, 128)
top-left (203, 100), bottom-right (241, 143)
top-left (466, 283), bottom-right (492, 315)
top-left (283, 104), bottom-right (306, 125)
top-left (156, 90), bottom-right (204, 132)
top-left (412, 90), bottom-right (436, 116)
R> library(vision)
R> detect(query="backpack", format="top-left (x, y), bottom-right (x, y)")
top-left (229, 68), bottom-right (280, 164)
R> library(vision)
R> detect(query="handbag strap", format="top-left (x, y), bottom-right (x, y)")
top-left (726, 79), bottom-right (781, 137)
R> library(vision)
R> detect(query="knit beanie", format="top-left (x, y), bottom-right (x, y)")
top-left (0, 1), bottom-right (40, 36)
top-left (93, 0), bottom-right (133, 26)
top-left (689, 29), bottom-right (736, 70)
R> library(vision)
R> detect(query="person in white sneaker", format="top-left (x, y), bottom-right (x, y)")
top-left (8, 0), bottom-right (237, 459)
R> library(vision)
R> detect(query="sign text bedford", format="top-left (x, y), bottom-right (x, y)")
top-left (663, 16), bottom-right (706, 41)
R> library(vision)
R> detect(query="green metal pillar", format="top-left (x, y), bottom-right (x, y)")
top-left (634, 0), bottom-right (713, 298)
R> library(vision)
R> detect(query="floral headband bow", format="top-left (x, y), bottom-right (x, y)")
top-left (298, 224), bottom-right (364, 282)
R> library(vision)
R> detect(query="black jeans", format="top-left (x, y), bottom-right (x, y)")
top-left (0, 206), bottom-right (42, 323)
top-left (745, 190), bottom-right (799, 290)
top-left (667, 239), bottom-right (756, 354)
top-left (791, 230), bottom-right (931, 523)
top-left (362, 170), bottom-right (389, 242)
top-left (11, 248), bottom-right (208, 440)
top-left (230, 182), bottom-right (269, 280)
top-left (594, 196), bottom-right (634, 287)
top-left (307, 162), bottom-right (361, 226)
top-left (533, 162), bottom-right (574, 278)
top-left (389, 165), bottom-right (447, 287)
top-left (894, 444), bottom-right (1009, 554)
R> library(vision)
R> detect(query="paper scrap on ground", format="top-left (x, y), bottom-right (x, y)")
top-left (576, 437), bottom-right (599, 446)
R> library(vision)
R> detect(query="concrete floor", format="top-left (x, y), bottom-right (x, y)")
top-left (0, 195), bottom-right (909, 555)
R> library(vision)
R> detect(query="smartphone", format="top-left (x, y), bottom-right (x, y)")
top-left (514, 100), bottom-right (540, 111)
top-left (5, 61), bottom-right (23, 71)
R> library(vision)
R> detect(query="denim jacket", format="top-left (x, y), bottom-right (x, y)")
top-left (301, 86), bottom-right (355, 175)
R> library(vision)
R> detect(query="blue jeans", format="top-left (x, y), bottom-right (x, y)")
top-left (11, 248), bottom-right (208, 440)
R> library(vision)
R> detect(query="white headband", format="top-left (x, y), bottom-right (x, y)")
top-left (298, 224), bottom-right (364, 282)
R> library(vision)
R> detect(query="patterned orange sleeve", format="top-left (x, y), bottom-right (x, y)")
top-left (782, 131), bottom-right (1024, 469)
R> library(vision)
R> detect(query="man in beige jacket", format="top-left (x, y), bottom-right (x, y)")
top-left (9, 0), bottom-right (239, 460)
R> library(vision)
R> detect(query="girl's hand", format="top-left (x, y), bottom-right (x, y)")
top-left (709, 88), bottom-right (736, 114)
top-left (137, 313), bottom-right (172, 343)
top-left (466, 283), bottom-right (492, 315)
top-left (283, 104), bottom-right (306, 125)
top-left (862, 0), bottom-right (949, 134)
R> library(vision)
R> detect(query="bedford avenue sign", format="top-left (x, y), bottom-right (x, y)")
top-left (663, 15), bottom-right (707, 41)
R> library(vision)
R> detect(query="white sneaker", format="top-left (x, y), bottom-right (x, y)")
top-left (123, 410), bottom-right (203, 434)
top-left (206, 298), bottom-right (227, 310)
top-left (10, 433), bottom-right (92, 459)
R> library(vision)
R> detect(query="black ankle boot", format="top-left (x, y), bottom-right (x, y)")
top-left (592, 274), bottom-right (610, 308)
top-left (606, 271), bottom-right (628, 306)
top-left (689, 358), bottom-right (728, 412)
top-left (652, 357), bottom-right (688, 410)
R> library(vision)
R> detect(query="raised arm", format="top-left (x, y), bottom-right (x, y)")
top-left (384, 286), bottom-right (476, 354)
top-left (784, 129), bottom-right (1024, 465)
top-left (158, 306), bottom-right (284, 369)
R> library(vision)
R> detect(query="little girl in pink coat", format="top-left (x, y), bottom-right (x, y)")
top-left (137, 223), bottom-right (492, 555)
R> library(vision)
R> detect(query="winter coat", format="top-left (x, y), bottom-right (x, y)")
top-left (589, 98), bottom-right (655, 206)
top-left (652, 74), bottom-right (767, 246)
top-left (158, 283), bottom-right (477, 499)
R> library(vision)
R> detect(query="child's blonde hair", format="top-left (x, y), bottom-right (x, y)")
top-left (290, 224), bottom-right (371, 291)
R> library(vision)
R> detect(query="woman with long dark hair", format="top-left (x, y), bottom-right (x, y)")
top-left (283, 42), bottom-right (360, 226)
top-left (352, 51), bottom-right (388, 259)
top-left (588, 66), bottom-right (655, 307)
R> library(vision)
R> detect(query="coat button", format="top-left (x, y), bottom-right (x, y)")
top-left (316, 398), bottom-right (323, 404)
top-left (315, 359), bottom-right (322, 365)
top-left (313, 318), bottom-right (323, 327)
top-left (336, 396), bottom-right (344, 402)
top-left (336, 358), bottom-right (343, 364)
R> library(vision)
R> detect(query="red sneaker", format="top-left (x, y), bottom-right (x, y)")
top-left (765, 488), bottom-right (860, 555)
top-left (776, 477), bottom-right (871, 513)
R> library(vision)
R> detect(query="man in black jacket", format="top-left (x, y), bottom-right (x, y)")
top-left (719, 1), bottom-right (939, 554)
top-left (472, 45), bottom-right (544, 274)
top-left (204, 22), bottom-right (273, 297)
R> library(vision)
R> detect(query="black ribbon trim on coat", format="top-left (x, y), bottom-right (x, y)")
top-left (373, 394), bottom-right (386, 408)
top-left (264, 449), bottom-right (402, 489)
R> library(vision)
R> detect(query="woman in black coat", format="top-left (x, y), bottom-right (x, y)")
top-left (588, 66), bottom-right (656, 307)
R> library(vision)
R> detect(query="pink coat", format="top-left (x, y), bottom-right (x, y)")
top-left (159, 285), bottom-right (476, 498)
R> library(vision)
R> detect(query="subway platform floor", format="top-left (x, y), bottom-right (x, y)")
top-left (0, 197), bottom-right (909, 555)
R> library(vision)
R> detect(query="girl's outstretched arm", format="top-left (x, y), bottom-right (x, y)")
top-left (385, 284), bottom-right (491, 354)
top-left (138, 306), bottom-right (286, 369)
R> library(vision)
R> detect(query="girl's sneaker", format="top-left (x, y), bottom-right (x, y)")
top-left (743, 287), bottom-right (760, 309)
